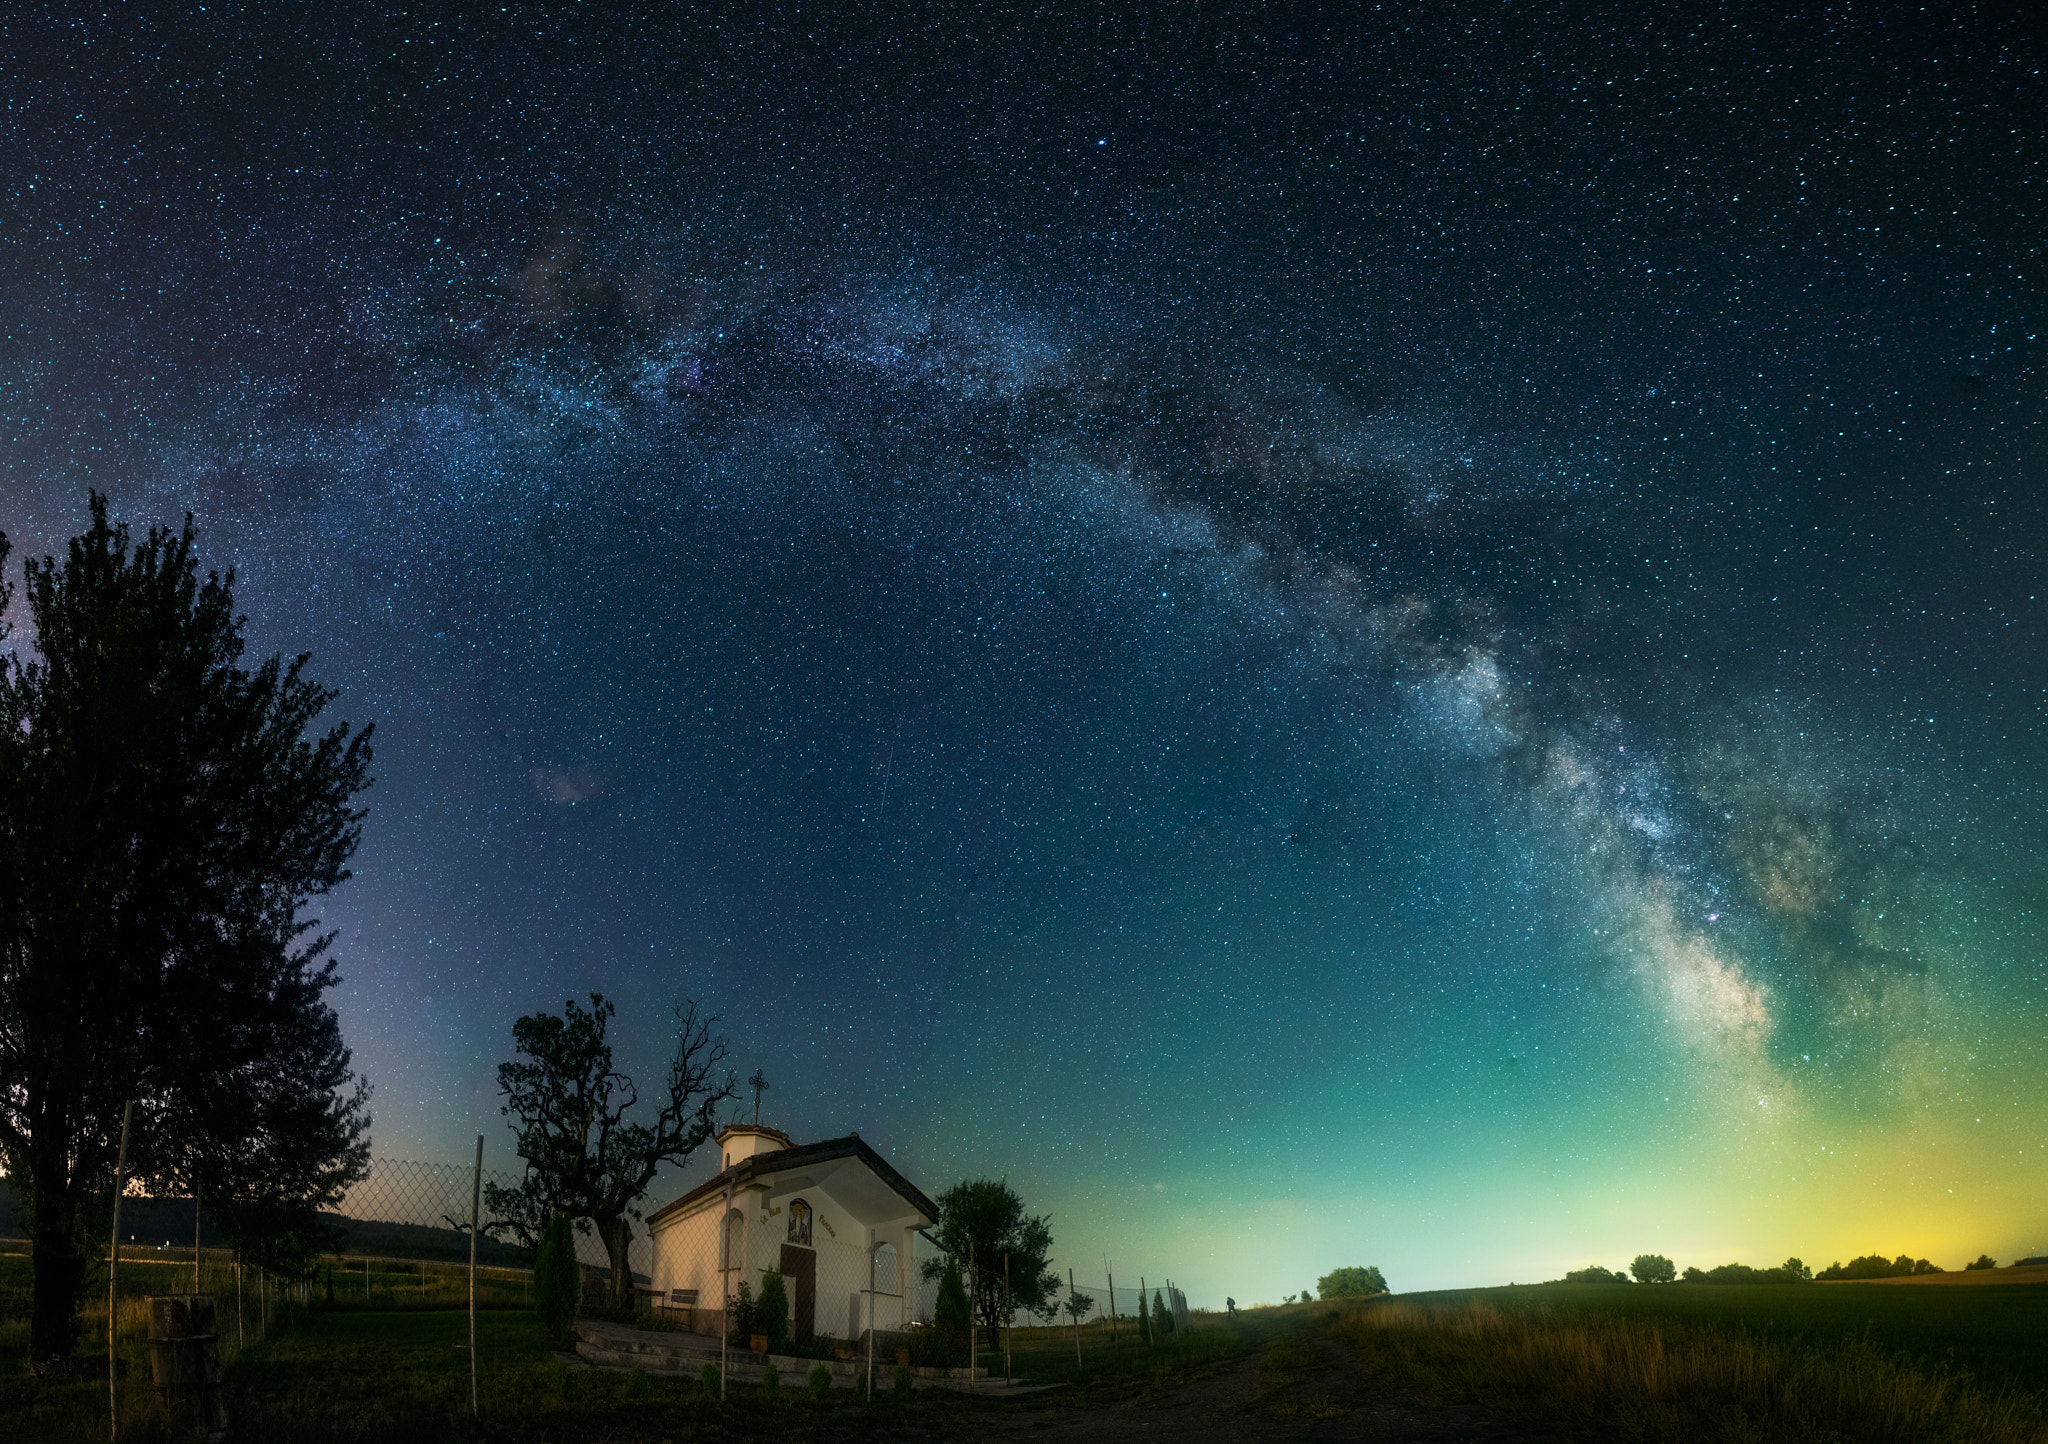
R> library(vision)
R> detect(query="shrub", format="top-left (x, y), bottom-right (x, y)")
top-left (761, 1363), bottom-right (780, 1396)
top-left (893, 1363), bottom-right (914, 1394)
top-left (807, 1363), bottom-right (833, 1399)
top-left (1968, 1254), bottom-right (1998, 1271)
top-left (757, 1270), bottom-right (792, 1351)
top-left (624, 1366), bottom-right (648, 1399)
top-left (1563, 1264), bottom-right (1627, 1284)
top-left (700, 1361), bottom-right (721, 1395)
top-left (534, 1212), bottom-right (579, 1346)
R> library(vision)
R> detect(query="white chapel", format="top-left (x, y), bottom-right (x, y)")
top-left (644, 1124), bottom-right (939, 1345)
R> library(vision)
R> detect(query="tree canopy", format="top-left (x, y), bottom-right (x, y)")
top-left (0, 495), bottom-right (374, 1361)
top-left (919, 1178), bottom-right (1059, 1349)
top-left (1630, 1253), bottom-right (1676, 1284)
top-left (1816, 1253), bottom-right (1941, 1281)
top-left (483, 992), bottom-right (735, 1308)
top-left (1317, 1264), bottom-right (1390, 1298)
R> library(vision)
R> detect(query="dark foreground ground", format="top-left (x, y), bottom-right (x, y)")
top-left (8, 1274), bottom-right (2048, 1441)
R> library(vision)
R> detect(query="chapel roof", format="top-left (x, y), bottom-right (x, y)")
top-left (646, 1132), bottom-right (939, 1227)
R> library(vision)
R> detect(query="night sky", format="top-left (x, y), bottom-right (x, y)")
top-left (5, 3), bottom-right (2044, 1301)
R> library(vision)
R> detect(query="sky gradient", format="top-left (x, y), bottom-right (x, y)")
top-left (4, 2), bottom-right (2043, 1302)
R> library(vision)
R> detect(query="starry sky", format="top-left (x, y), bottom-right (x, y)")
top-left (4, 2), bottom-right (2044, 1301)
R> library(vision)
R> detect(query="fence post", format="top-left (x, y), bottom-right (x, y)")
top-left (865, 1226), bottom-right (875, 1404)
top-left (1004, 1252), bottom-right (1012, 1385)
top-left (968, 1239), bottom-right (975, 1387)
top-left (469, 1133), bottom-right (481, 1418)
top-left (1106, 1263), bottom-right (1117, 1352)
top-left (719, 1178), bottom-right (733, 1400)
top-left (108, 1099), bottom-right (133, 1444)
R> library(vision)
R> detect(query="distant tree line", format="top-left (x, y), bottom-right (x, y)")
top-left (1815, 1253), bottom-right (1942, 1280)
top-left (1549, 1249), bottom-right (2020, 1285)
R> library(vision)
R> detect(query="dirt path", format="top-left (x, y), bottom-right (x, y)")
top-left (914, 1333), bottom-right (1531, 1443)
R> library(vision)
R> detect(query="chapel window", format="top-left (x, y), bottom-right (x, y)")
top-left (787, 1197), bottom-right (813, 1246)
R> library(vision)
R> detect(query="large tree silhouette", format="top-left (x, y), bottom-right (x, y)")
top-left (484, 993), bottom-right (735, 1310)
top-left (0, 495), bottom-right (374, 1362)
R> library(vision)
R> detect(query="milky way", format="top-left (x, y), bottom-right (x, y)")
top-left (4, 3), bottom-right (2042, 1297)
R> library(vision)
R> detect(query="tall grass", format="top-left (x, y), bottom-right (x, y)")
top-left (1333, 1297), bottom-right (2048, 1444)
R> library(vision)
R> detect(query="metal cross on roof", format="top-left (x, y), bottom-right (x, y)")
top-left (747, 1068), bottom-right (770, 1124)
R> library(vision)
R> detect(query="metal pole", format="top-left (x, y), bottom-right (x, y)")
top-left (107, 1100), bottom-right (133, 1443)
top-left (1139, 1276), bottom-right (1146, 1345)
top-left (237, 1260), bottom-right (244, 1347)
top-left (1107, 1262), bottom-right (1117, 1352)
top-left (719, 1179), bottom-right (732, 1400)
top-left (1004, 1252), bottom-right (1011, 1385)
top-left (865, 1228), bottom-right (875, 1403)
top-left (192, 1166), bottom-right (202, 1293)
top-left (967, 1239), bottom-right (975, 1389)
top-left (469, 1133), bottom-right (481, 1418)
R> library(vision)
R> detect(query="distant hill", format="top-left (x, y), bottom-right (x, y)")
top-left (0, 1180), bottom-right (529, 1268)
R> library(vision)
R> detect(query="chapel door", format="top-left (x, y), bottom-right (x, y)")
top-left (779, 1244), bottom-right (816, 1344)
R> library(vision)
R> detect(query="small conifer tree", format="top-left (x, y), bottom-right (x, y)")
top-left (1152, 1289), bottom-right (1173, 1338)
top-left (757, 1270), bottom-right (791, 1351)
top-left (534, 1212), bottom-right (579, 1346)
top-left (934, 1256), bottom-right (971, 1363)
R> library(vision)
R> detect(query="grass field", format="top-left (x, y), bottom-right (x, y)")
top-left (1410, 1279), bottom-right (2048, 1397)
top-left (1329, 1283), bottom-right (2048, 1444)
top-left (8, 1263), bottom-right (2047, 1440)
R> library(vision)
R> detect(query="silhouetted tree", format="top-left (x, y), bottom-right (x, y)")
top-left (1563, 1264), bottom-right (1628, 1283)
top-left (1317, 1265), bottom-right (1390, 1297)
top-left (0, 496), bottom-right (373, 1363)
top-left (483, 993), bottom-right (735, 1311)
top-left (1152, 1288), bottom-right (1174, 1337)
top-left (1630, 1254), bottom-right (1676, 1284)
top-left (919, 1178), bottom-right (1058, 1349)
top-left (1966, 1254), bottom-right (1997, 1272)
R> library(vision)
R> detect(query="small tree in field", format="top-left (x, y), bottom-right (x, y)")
top-left (1967, 1254), bottom-right (1997, 1272)
top-left (920, 1178), bottom-right (1059, 1350)
top-left (485, 993), bottom-right (736, 1311)
top-left (1630, 1254), bottom-right (1676, 1284)
top-left (1151, 1289), bottom-right (1173, 1338)
top-left (1317, 1265), bottom-right (1390, 1298)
